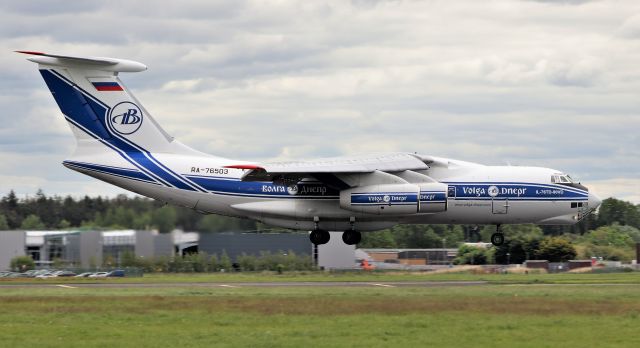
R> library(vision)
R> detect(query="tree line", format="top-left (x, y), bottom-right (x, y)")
top-left (0, 189), bottom-right (257, 233)
top-left (1, 190), bottom-right (639, 261)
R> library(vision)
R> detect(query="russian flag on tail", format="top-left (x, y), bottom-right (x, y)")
top-left (88, 77), bottom-right (123, 92)
top-left (92, 81), bottom-right (123, 91)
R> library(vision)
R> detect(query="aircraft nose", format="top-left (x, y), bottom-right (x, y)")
top-left (588, 191), bottom-right (602, 209)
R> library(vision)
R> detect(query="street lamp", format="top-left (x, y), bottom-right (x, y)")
top-left (506, 252), bottom-right (511, 266)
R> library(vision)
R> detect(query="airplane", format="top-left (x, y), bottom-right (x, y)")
top-left (18, 51), bottom-right (602, 247)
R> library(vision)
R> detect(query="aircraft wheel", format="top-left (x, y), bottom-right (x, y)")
top-left (310, 229), bottom-right (330, 245)
top-left (342, 229), bottom-right (361, 245)
top-left (320, 230), bottom-right (330, 244)
top-left (491, 232), bottom-right (505, 246)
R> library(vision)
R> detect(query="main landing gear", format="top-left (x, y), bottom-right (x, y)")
top-left (309, 217), bottom-right (331, 245)
top-left (490, 224), bottom-right (505, 246)
top-left (309, 217), bottom-right (361, 246)
top-left (342, 229), bottom-right (361, 245)
top-left (309, 229), bottom-right (330, 245)
top-left (309, 228), bottom-right (362, 246)
top-left (342, 217), bottom-right (361, 245)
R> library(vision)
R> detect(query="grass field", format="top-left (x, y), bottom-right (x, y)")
top-left (1, 272), bottom-right (639, 347)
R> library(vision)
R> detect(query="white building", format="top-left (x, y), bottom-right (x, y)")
top-left (0, 230), bottom-right (172, 270)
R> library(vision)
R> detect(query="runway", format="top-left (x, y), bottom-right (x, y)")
top-left (0, 280), bottom-right (488, 289)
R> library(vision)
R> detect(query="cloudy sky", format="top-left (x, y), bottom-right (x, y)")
top-left (1, 0), bottom-right (638, 202)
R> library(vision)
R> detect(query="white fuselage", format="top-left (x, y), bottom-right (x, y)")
top-left (63, 150), bottom-right (598, 232)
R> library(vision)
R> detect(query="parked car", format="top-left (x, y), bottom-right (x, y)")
top-left (23, 270), bottom-right (39, 277)
top-left (106, 270), bottom-right (125, 277)
top-left (88, 272), bottom-right (109, 278)
top-left (56, 271), bottom-right (76, 277)
top-left (74, 272), bottom-right (93, 278)
top-left (32, 270), bottom-right (52, 277)
top-left (35, 272), bottom-right (57, 279)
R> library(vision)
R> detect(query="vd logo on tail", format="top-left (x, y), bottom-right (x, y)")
top-left (109, 102), bottom-right (143, 135)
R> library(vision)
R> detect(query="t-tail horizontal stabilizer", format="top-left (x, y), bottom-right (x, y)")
top-left (16, 51), bottom-right (147, 72)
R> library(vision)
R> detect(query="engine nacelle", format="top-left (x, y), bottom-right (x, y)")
top-left (417, 182), bottom-right (448, 213)
top-left (340, 184), bottom-right (420, 215)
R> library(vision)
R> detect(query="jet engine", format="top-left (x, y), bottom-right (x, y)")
top-left (339, 182), bottom-right (449, 215)
top-left (340, 184), bottom-right (420, 215)
top-left (416, 182), bottom-right (448, 213)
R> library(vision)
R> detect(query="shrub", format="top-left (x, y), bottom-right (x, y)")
top-left (209, 254), bottom-right (219, 272)
top-left (10, 255), bottom-right (35, 272)
top-left (583, 244), bottom-right (634, 262)
top-left (219, 251), bottom-right (232, 272)
top-left (454, 245), bottom-right (494, 265)
top-left (185, 252), bottom-right (208, 272)
top-left (153, 255), bottom-right (170, 272)
top-left (96, 250), bottom-right (315, 273)
top-left (237, 253), bottom-right (258, 271)
top-left (537, 237), bottom-right (577, 262)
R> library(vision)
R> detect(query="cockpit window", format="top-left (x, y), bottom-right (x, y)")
top-left (552, 174), bottom-right (573, 184)
top-left (551, 173), bottom-right (587, 191)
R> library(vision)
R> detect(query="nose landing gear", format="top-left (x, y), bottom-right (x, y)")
top-left (490, 224), bottom-right (505, 246)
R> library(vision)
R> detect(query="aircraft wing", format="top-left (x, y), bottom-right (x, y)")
top-left (226, 152), bottom-right (430, 187)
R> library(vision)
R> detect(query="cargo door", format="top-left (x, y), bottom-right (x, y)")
top-left (492, 198), bottom-right (509, 214)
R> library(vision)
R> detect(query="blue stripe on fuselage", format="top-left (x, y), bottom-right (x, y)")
top-left (445, 182), bottom-right (588, 200)
top-left (63, 160), bottom-right (157, 184)
top-left (185, 175), bottom-right (338, 199)
top-left (65, 163), bottom-right (159, 186)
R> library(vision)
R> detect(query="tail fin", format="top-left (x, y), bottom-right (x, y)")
top-left (18, 51), bottom-right (179, 154)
